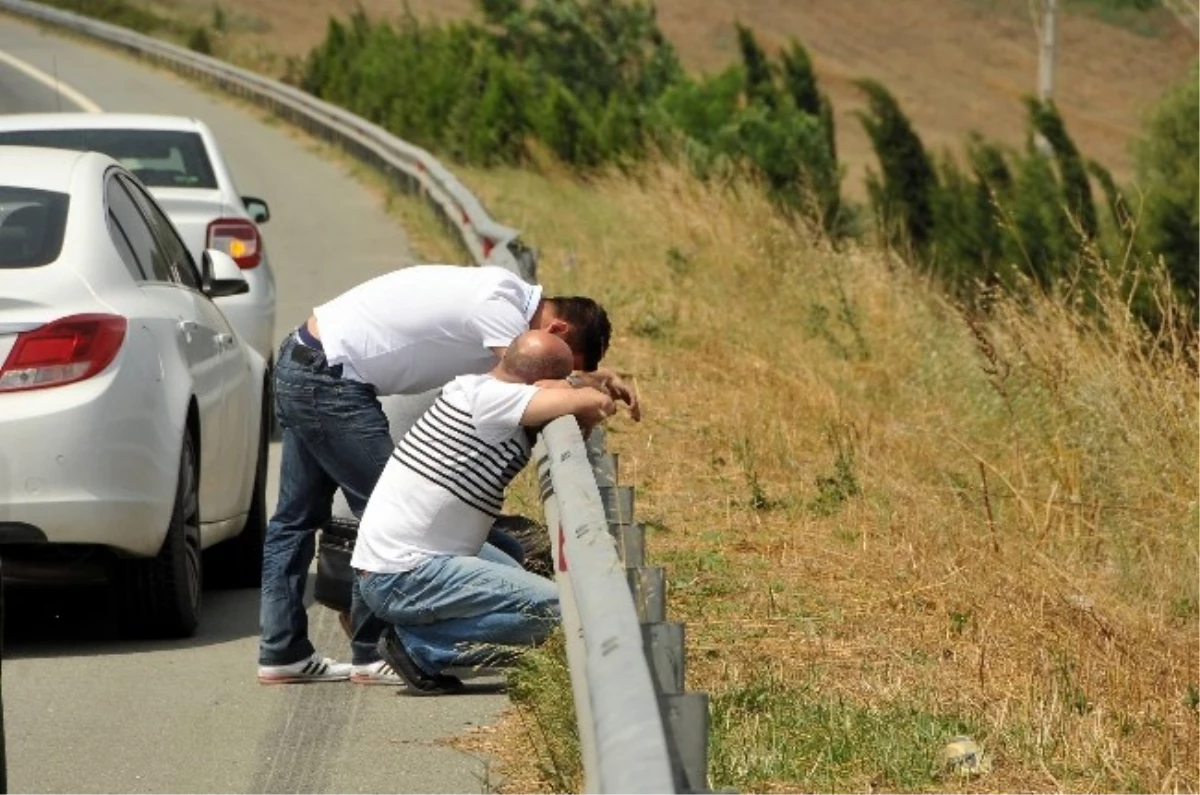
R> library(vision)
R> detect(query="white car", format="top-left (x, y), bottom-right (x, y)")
top-left (0, 147), bottom-right (269, 638)
top-left (0, 113), bottom-right (277, 370)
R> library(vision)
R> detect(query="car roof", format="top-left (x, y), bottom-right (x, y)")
top-left (0, 146), bottom-right (108, 192)
top-left (0, 113), bottom-right (209, 133)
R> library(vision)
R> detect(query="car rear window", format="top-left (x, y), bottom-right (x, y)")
top-left (0, 129), bottom-right (218, 189)
top-left (0, 187), bottom-right (69, 269)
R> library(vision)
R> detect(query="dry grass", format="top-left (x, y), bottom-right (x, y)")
top-left (440, 157), bottom-right (1200, 793)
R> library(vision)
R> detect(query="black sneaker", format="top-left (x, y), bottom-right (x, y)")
top-left (377, 626), bottom-right (464, 696)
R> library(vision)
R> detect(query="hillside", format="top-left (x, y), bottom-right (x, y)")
top-left (163, 0), bottom-right (1196, 194)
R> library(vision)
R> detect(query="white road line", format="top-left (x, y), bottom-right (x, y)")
top-left (0, 47), bottom-right (101, 112)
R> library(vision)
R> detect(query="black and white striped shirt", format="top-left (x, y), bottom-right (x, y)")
top-left (395, 395), bottom-right (530, 517)
top-left (352, 374), bottom-right (538, 573)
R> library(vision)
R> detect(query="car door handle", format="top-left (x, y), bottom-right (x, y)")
top-left (216, 332), bottom-right (235, 347)
top-left (178, 320), bottom-right (198, 333)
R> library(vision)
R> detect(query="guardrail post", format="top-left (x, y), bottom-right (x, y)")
top-left (610, 522), bottom-right (646, 568)
top-left (591, 452), bottom-right (619, 489)
top-left (663, 693), bottom-right (711, 794)
top-left (598, 484), bottom-right (635, 526)
top-left (642, 622), bottom-right (685, 694)
top-left (627, 567), bottom-right (666, 624)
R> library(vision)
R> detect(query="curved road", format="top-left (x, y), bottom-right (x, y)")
top-left (0, 12), bottom-right (508, 794)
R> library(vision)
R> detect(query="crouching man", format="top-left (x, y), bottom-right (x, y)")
top-left (350, 330), bottom-right (617, 694)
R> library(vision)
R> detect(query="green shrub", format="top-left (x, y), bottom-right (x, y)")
top-left (40, 0), bottom-right (166, 32)
top-left (187, 26), bottom-right (212, 55)
top-left (1135, 64), bottom-right (1198, 308)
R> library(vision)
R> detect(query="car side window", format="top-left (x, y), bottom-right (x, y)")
top-left (119, 175), bottom-right (202, 291)
top-left (105, 176), bottom-right (171, 282)
top-left (104, 182), bottom-right (146, 281)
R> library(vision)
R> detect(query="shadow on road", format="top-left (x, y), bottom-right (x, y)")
top-left (1, 583), bottom-right (261, 659)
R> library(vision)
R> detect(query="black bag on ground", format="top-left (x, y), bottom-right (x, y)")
top-left (314, 516), bottom-right (357, 613)
top-left (312, 513), bottom-right (554, 615)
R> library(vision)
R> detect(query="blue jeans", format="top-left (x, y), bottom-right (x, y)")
top-left (259, 335), bottom-right (396, 666)
top-left (354, 544), bottom-right (560, 675)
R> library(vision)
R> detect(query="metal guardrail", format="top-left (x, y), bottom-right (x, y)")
top-left (0, 2), bottom-right (710, 791)
top-left (537, 423), bottom-right (710, 793)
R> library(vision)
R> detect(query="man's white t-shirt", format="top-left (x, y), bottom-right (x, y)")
top-left (313, 265), bottom-right (543, 395)
top-left (351, 374), bottom-right (539, 573)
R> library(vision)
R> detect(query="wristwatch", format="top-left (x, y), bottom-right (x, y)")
top-left (566, 373), bottom-right (585, 388)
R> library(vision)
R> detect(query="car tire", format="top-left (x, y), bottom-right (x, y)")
top-left (118, 428), bottom-right (203, 638)
top-left (206, 382), bottom-right (269, 589)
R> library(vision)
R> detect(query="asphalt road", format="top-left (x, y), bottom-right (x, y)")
top-left (0, 12), bottom-right (511, 794)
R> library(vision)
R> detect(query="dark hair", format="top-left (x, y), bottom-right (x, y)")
top-left (547, 296), bottom-right (611, 371)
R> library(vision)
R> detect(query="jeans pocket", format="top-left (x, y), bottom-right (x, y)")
top-left (274, 380), bottom-right (322, 440)
top-left (318, 384), bottom-right (389, 439)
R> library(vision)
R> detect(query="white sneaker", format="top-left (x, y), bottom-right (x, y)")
top-left (258, 653), bottom-right (352, 684)
top-left (351, 659), bottom-right (404, 686)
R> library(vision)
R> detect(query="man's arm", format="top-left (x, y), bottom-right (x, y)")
top-left (521, 386), bottom-right (615, 435)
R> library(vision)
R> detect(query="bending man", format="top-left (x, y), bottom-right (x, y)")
top-left (353, 330), bottom-right (615, 694)
top-left (257, 265), bottom-right (637, 685)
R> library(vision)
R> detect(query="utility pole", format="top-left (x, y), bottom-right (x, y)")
top-left (1035, 0), bottom-right (1057, 155)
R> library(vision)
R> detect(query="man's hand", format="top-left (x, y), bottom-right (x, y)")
top-left (574, 368), bottom-right (641, 421)
top-left (572, 387), bottom-right (617, 436)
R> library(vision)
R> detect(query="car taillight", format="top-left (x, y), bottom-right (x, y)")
top-left (0, 314), bottom-right (127, 393)
top-left (206, 217), bottom-right (262, 269)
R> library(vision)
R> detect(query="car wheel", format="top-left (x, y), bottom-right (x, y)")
top-left (208, 385), bottom-right (269, 588)
top-left (118, 428), bottom-right (203, 638)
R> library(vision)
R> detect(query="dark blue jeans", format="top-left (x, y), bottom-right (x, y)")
top-left (258, 335), bottom-right (395, 666)
top-left (258, 335), bottom-right (528, 666)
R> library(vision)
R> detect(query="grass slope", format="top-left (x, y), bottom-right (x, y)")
top-left (467, 157), bottom-right (1198, 793)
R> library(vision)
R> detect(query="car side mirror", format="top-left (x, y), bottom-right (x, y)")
top-left (201, 249), bottom-right (250, 298)
top-left (242, 196), bottom-right (270, 224)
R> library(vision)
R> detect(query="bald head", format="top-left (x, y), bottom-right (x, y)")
top-left (499, 330), bottom-right (574, 384)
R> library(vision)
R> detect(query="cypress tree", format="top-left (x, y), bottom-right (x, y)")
top-left (1086, 159), bottom-right (1134, 236)
top-left (855, 79), bottom-right (938, 253)
top-left (1026, 98), bottom-right (1098, 240)
top-left (736, 23), bottom-right (778, 109)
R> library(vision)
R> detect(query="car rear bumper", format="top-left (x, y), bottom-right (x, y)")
top-left (0, 361), bottom-right (178, 559)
